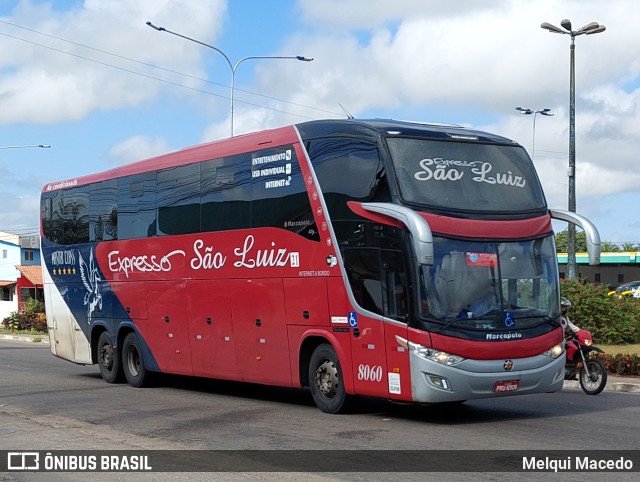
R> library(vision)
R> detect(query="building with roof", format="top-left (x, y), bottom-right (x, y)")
top-left (558, 251), bottom-right (640, 289)
top-left (0, 231), bottom-right (42, 320)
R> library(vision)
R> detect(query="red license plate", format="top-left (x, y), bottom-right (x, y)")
top-left (494, 380), bottom-right (519, 392)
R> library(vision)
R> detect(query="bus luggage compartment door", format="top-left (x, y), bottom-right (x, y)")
top-left (227, 278), bottom-right (292, 386)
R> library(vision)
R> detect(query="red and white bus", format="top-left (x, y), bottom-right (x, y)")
top-left (40, 119), bottom-right (600, 413)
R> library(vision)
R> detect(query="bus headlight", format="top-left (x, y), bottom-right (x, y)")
top-left (543, 344), bottom-right (564, 359)
top-left (395, 336), bottom-right (465, 366)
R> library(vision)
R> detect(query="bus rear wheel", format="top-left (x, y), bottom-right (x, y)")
top-left (122, 332), bottom-right (152, 388)
top-left (309, 344), bottom-right (351, 414)
top-left (97, 331), bottom-right (123, 383)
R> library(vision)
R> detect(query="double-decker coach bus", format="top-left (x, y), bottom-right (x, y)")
top-left (40, 119), bottom-right (600, 413)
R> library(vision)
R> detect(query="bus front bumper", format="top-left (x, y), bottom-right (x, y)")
top-left (409, 352), bottom-right (565, 403)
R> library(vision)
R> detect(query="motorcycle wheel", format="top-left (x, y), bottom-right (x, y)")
top-left (579, 358), bottom-right (608, 395)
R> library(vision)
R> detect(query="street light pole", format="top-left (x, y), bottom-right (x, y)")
top-left (541, 19), bottom-right (605, 280)
top-left (0, 144), bottom-right (51, 150)
top-left (515, 107), bottom-right (553, 160)
top-left (146, 22), bottom-right (313, 137)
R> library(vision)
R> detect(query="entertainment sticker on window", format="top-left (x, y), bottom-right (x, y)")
top-left (251, 149), bottom-right (293, 189)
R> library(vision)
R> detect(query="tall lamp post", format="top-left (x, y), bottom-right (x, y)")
top-left (515, 107), bottom-right (553, 160)
top-left (541, 19), bottom-right (605, 280)
top-left (0, 144), bottom-right (51, 150)
top-left (146, 22), bottom-right (313, 137)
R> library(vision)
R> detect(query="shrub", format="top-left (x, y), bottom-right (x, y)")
top-left (561, 279), bottom-right (640, 344)
top-left (594, 352), bottom-right (640, 377)
top-left (1, 298), bottom-right (47, 333)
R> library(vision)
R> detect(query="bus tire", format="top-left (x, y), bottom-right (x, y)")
top-left (122, 332), bottom-right (152, 388)
top-left (97, 331), bottom-right (124, 383)
top-left (309, 344), bottom-right (351, 414)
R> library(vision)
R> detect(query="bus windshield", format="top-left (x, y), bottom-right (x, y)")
top-left (386, 137), bottom-right (547, 213)
top-left (420, 236), bottom-right (560, 331)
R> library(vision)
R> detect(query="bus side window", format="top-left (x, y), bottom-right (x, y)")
top-left (59, 186), bottom-right (90, 245)
top-left (201, 155), bottom-right (251, 232)
top-left (157, 163), bottom-right (201, 235)
top-left (344, 243), bottom-right (409, 322)
top-left (90, 179), bottom-right (118, 241)
top-left (41, 191), bottom-right (63, 245)
top-left (382, 249), bottom-right (408, 321)
top-left (249, 145), bottom-right (318, 241)
top-left (117, 172), bottom-right (157, 240)
top-left (308, 138), bottom-right (390, 232)
top-left (344, 248), bottom-right (383, 316)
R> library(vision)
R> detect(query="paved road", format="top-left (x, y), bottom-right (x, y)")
top-left (1, 338), bottom-right (639, 481)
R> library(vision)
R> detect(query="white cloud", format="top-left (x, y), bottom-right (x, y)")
top-left (105, 135), bottom-right (171, 165)
top-left (206, 1), bottom-right (640, 241)
top-left (2, 0), bottom-right (640, 242)
top-left (298, 0), bottom-right (496, 29)
top-left (0, 0), bottom-right (226, 124)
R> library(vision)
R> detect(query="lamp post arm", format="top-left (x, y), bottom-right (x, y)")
top-left (146, 22), bottom-right (233, 71)
top-left (0, 144), bottom-right (51, 150)
top-left (230, 56), bottom-right (307, 136)
top-left (230, 56), bottom-right (313, 137)
top-left (146, 22), bottom-right (313, 138)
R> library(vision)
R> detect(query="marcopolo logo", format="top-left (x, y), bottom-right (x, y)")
top-left (486, 332), bottom-right (523, 341)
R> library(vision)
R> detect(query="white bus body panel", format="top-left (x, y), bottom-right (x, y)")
top-left (43, 265), bottom-right (92, 364)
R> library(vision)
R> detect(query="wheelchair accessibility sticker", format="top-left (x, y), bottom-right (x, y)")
top-left (503, 311), bottom-right (515, 328)
top-left (348, 311), bottom-right (358, 328)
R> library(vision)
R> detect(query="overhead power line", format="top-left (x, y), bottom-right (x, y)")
top-left (0, 20), bottom-right (343, 119)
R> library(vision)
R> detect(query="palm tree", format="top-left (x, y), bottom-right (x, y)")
top-left (600, 241), bottom-right (620, 252)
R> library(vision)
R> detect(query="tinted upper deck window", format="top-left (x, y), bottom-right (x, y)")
top-left (250, 145), bottom-right (318, 240)
top-left (308, 138), bottom-right (389, 222)
top-left (118, 172), bottom-right (157, 239)
top-left (157, 163), bottom-right (201, 235)
top-left (90, 180), bottom-right (118, 241)
top-left (201, 154), bottom-right (251, 232)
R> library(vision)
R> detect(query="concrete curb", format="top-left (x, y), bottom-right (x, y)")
top-left (607, 382), bottom-right (640, 393)
top-left (0, 333), bottom-right (49, 344)
top-left (554, 378), bottom-right (640, 394)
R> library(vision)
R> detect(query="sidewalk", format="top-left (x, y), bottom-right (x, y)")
top-left (0, 331), bottom-right (49, 344)
top-left (563, 375), bottom-right (640, 393)
top-left (2, 332), bottom-right (640, 394)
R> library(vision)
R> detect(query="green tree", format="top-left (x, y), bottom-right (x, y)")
top-left (554, 229), bottom-right (587, 252)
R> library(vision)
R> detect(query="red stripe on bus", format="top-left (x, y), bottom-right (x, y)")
top-left (430, 329), bottom-right (563, 360)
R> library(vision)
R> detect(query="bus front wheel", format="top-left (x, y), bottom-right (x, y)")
top-left (97, 331), bottom-right (123, 383)
top-left (309, 344), bottom-right (351, 414)
top-left (122, 332), bottom-right (151, 388)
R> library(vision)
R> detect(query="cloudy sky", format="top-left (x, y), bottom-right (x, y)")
top-left (1, 0), bottom-right (639, 246)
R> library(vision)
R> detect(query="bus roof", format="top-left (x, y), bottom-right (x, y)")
top-left (295, 118), bottom-right (519, 145)
top-left (42, 118), bottom-right (519, 192)
top-left (42, 124), bottom-right (298, 192)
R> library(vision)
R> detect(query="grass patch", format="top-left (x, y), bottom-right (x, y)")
top-left (601, 344), bottom-right (640, 355)
top-left (0, 328), bottom-right (47, 336)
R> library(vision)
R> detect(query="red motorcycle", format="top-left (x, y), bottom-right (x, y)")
top-left (565, 329), bottom-right (608, 395)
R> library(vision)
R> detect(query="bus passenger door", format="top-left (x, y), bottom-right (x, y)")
top-left (380, 250), bottom-right (412, 400)
top-left (343, 248), bottom-right (391, 399)
top-left (344, 248), bottom-right (411, 399)
top-left (187, 280), bottom-right (237, 379)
